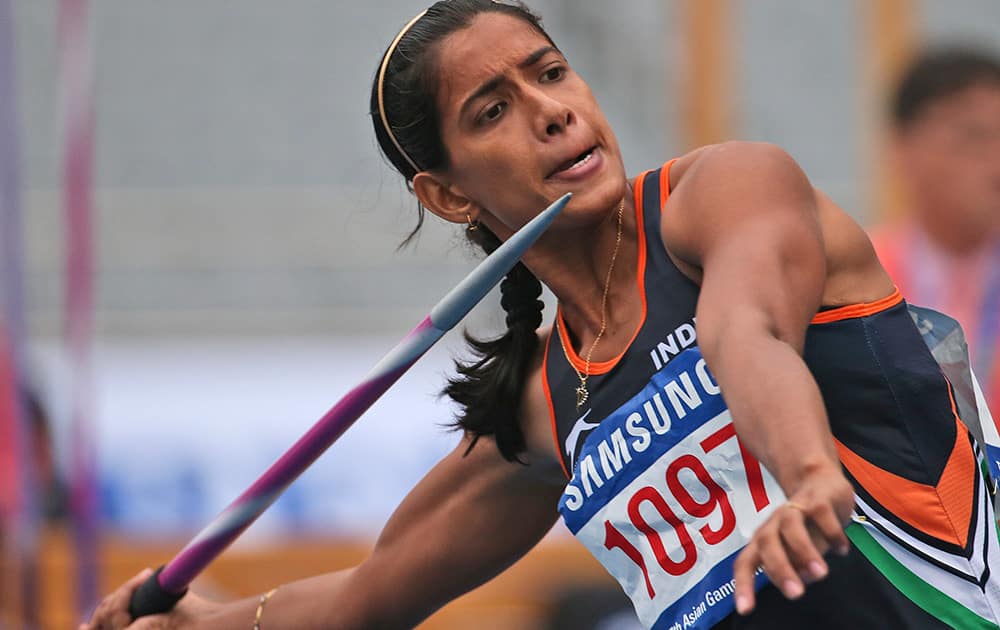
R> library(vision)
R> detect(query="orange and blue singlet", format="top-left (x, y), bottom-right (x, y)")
top-left (543, 161), bottom-right (1000, 629)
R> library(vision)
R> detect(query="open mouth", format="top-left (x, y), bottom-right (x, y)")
top-left (550, 146), bottom-right (598, 177)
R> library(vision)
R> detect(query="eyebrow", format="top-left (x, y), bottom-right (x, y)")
top-left (519, 45), bottom-right (559, 70)
top-left (459, 45), bottom-right (561, 119)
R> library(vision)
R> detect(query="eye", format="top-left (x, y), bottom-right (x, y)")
top-left (478, 102), bottom-right (506, 125)
top-left (540, 66), bottom-right (566, 83)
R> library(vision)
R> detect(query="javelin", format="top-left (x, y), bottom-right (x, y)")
top-left (127, 193), bottom-right (571, 618)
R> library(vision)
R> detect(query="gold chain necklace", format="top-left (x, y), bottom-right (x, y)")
top-left (559, 196), bottom-right (625, 410)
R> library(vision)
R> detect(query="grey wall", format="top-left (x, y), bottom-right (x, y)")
top-left (11, 1), bottom-right (1000, 336)
top-left (737, 1), bottom-right (861, 211)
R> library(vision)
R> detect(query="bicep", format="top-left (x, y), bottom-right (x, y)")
top-left (346, 435), bottom-right (563, 627)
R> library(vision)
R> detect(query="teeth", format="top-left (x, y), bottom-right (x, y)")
top-left (566, 151), bottom-right (593, 171)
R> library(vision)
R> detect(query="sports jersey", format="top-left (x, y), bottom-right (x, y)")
top-left (543, 161), bottom-right (1000, 629)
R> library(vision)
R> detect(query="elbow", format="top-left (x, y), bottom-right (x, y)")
top-left (695, 312), bottom-right (748, 371)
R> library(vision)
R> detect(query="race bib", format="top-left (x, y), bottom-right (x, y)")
top-left (559, 348), bottom-right (785, 629)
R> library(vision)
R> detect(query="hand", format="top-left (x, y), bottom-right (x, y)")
top-left (732, 463), bottom-right (853, 616)
top-left (79, 568), bottom-right (217, 630)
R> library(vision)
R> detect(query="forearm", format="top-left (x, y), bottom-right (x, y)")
top-left (189, 444), bottom-right (562, 630)
top-left (192, 569), bottom-right (372, 630)
top-left (701, 321), bottom-right (840, 495)
top-left (188, 525), bottom-right (554, 630)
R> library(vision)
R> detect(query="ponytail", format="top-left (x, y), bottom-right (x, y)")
top-left (444, 226), bottom-right (543, 462)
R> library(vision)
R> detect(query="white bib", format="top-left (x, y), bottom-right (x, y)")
top-left (559, 348), bottom-right (785, 629)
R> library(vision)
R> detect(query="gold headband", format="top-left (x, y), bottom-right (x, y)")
top-left (377, 10), bottom-right (429, 174)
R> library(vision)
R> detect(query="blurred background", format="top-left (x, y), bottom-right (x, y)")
top-left (1, 0), bottom-right (998, 628)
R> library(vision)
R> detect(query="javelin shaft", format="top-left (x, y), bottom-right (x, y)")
top-left (128, 193), bottom-right (570, 618)
top-left (160, 317), bottom-right (444, 591)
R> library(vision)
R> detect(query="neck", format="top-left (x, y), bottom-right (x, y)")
top-left (520, 192), bottom-right (643, 356)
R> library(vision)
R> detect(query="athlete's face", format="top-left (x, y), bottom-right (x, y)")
top-left (894, 82), bottom-right (1000, 240)
top-left (419, 13), bottom-right (628, 238)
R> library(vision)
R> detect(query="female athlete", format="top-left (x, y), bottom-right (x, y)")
top-left (83, 1), bottom-right (1000, 628)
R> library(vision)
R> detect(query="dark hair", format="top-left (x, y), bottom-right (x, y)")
top-left (370, 0), bottom-right (553, 461)
top-left (892, 46), bottom-right (1000, 128)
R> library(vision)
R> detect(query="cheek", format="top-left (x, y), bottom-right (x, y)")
top-left (573, 81), bottom-right (611, 128)
top-left (448, 158), bottom-right (496, 194)
top-left (900, 147), bottom-right (938, 181)
top-left (453, 136), bottom-right (536, 180)
top-left (929, 159), bottom-right (995, 209)
top-left (447, 146), bottom-right (540, 210)
top-left (940, 146), bottom-right (993, 191)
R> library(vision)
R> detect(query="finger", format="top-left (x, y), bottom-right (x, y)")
top-left (810, 502), bottom-right (851, 556)
top-left (733, 543), bottom-right (760, 615)
top-left (120, 569), bottom-right (157, 608)
top-left (129, 613), bottom-right (169, 629)
top-left (88, 599), bottom-right (115, 628)
top-left (757, 524), bottom-right (804, 600)
top-left (88, 568), bottom-right (156, 630)
top-left (121, 568), bottom-right (156, 600)
top-left (778, 509), bottom-right (828, 583)
top-left (109, 607), bottom-right (135, 630)
top-left (128, 567), bottom-right (156, 586)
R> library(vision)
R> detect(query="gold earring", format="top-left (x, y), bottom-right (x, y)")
top-left (466, 213), bottom-right (478, 232)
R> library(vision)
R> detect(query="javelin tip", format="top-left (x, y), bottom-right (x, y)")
top-left (430, 193), bottom-right (570, 330)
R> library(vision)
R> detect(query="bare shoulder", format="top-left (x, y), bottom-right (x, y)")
top-left (658, 142), bottom-right (817, 281)
top-left (666, 142), bottom-right (796, 193)
top-left (666, 142), bottom-right (722, 188)
top-left (661, 141), bottom-right (894, 305)
top-left (670, 140), bottom-right (808, 201)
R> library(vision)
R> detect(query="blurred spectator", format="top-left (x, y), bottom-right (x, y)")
top-left (23, 388), bottom-right (67, 524)
top-left (871, 46), bottom-right (1000, 410)
top-left (0, 382), bottom-right (68, 629)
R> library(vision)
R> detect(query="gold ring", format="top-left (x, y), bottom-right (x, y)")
top-left (785, 501), bottom-right (808, 513)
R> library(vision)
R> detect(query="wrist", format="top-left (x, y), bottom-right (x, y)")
top-left (253, 587), bottom-right (279, 630)
top-left (777, 454), bottom-right (842, 496)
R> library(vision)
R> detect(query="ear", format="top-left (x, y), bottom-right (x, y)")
top-left (412, 172), bottom-right (480, 225)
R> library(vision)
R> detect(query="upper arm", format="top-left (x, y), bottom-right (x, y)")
top-left (663, 142), bottom-right (826, 353)
top-left (345, 433), bottom-right (563, 627)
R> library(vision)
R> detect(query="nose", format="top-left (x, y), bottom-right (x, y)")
top-left (545, 112), bottom-right (572, 137)
top-left (527, 87), bottom-right (574, 139)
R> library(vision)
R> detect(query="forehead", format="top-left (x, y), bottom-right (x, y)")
top-left (921, 83), bottom-right (1000, 123)
top-left (434, 12), bottom-right (554, 111)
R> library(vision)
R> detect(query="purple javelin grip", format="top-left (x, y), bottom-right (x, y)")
top-left (127, 193), bottom-right (571, 619)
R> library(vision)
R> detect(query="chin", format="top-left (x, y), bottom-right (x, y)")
top-left (595, 173), bottom-right (630, 205)
top-left (568, 185), bottom-right (628, 220)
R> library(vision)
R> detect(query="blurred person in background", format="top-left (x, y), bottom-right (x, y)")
top-left (871, 47), bottom-right (1000, 409)
top-left (0, 335), bottom-right (66, 627)
top-left (23, 388), bottom-right (68, 525)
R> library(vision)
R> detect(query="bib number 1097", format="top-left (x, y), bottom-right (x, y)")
top-left (603, 422), bottom-right (772, 599)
